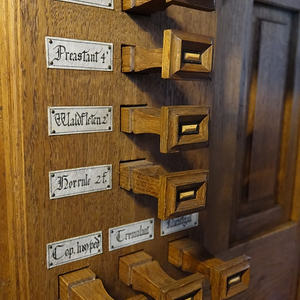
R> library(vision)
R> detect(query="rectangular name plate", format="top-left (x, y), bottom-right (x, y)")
top-left (57, 0), bottom-right (114, 9)
top-left (109, 218), bottom-right (154, 251)
top-left (49, 165), bottom-right (112, 199)
top-left (48, 106), bottom-right (113, 136)
top-left (47, 231), bottom-right (102, 269)
top-left (46, 37), bottom-right (113, 71)
top-left (160, 213), bottom-right (199, 236)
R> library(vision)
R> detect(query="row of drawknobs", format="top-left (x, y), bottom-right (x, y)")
top-left (116, 5), bottom-right (249, 300)
top-left (120, 1), bottom-right (214, 217)
top-left (59, 238), bottom-right (250, 300)
top-left (62, 3), bottom-right (248, 300)
top-left (120, 105), bottom-right (209, 220)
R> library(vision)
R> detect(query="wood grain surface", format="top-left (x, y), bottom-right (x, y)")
top-left (0, 0), bottom-right (214, 299)
top-left (0, 0), bottom-right (299, 299)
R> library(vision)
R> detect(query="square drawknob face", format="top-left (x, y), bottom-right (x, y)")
top-left (158, 169), bottom-right (208, 220)
top-left (216, 256), bottom-right (250, 299)
top-left (160, 106), bottom-right (209, 153)
top-left (162, 30), bottom-right (214, 80)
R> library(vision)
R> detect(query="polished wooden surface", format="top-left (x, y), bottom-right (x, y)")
top-left (0, 1), bottom-right (214, 299)
top-left (122, 29), bottom-right (214, 79)
top-left (120, 106), bottom-right (209, 153)
top-left (119, 250), bottom-right (204, 300)
top-left (120, 159), bottom-right (208, 219)
top-left (122, 0), bottom-right (215, 14)
top-left (168, 238), bottom-right (250, 300)
top-left (0, 0), bottom-right (299, 299)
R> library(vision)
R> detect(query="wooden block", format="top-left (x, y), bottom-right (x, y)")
top-left (121, 30), bottom-right (214, 80)
top-left (59, 268), bottom-right (113, 300)
top-left (120, 106), bottom-right (209, 153)
top-left (122, 46), bottom-right (162, 73)
top-left (119, 251), bottom-right (153, 286)
top-left (162, 30), bottom-right (214, 80)
top-left (122, 0), bottom-right (215, 14)
top-left (119, 160), bottom-right (208, 220)
top-left (72, 279), bottom-right (114, 300)
top-left (119, 160), bottom-right (155, 192)
top-left (168, 238), bottom-right (201, 268)
top-left (119, 251), bottom-right (204, 300)
top-left (162, 273), bottom-right (204, 300)
top-left (168, 238), bottom-right (250, 300)
top-left (60, 268), bottom-right (96, 300)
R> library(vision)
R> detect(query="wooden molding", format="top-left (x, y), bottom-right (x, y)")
top-left (122, 30), bottom-right (213, 80)
top-left (119, 160), bottom-right (208, 220)
top-left (122, 0), bottom-right (215, 14)
top-left (168, 238), bottom-right (250, 300)
top-left (121, 106), bottom-right (209, 153)
top-left (119, 251), bottom-right (204, 300)
top-left (59, 268), bottom-right (114, 300)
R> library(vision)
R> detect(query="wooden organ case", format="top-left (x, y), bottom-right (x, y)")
top-left (0, 0), bottom-right (300, 299)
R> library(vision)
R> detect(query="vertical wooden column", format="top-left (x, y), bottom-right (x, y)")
top-left (204, 0), bottom-right (254, 253)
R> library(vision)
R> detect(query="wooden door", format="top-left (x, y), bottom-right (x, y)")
top-left (0, 0), bottom-right (299, 299)
top-left (205, 0), bottom-right (300, 299)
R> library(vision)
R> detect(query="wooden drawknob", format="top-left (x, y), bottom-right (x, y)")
top-left (119, 159), bottom-right (208, 220)
top-left (119, 250), bottom-right (205, 300)
top-left (168, 238), bottom-right (250, 300)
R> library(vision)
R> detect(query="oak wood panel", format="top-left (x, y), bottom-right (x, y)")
top-left (235, 205), bottom-right (283, 241)
top-left (0, 1), bottom-right (30, 299)
top-left (227, 2), bottom-right (300, 241)
top-left (246, 20), bottom-right (290, 204)
top-left (224, 222), bottom-right (298, 300)
top-left (290, 14), bottom-right (300, 222)
top-left (240, 5), bottom-right (294, 217)
top-left (1, 1), bottom-right (299, 300)
top-left (257, 0), bottom-right (300, 11)
top-left (204, 0), bottom-right (254, 253)
top-left (0, 0), bottom-right (216, 299)
top-left (0, 82), bottom-right (10, 297)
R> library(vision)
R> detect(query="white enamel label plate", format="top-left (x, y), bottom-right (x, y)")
top-left (109, 218), bottom-right (154, 251)
top-left (47, 231), bottom-right (103, 269)
top-left (49, 165), bottom-right (112, 199)
top-left (45, 37), bottom-right (113, 71)
top-left (48, 106), bottom-right (113, 135)
top-left (160, 213), bottom-right (199, 236)
top-left (56, 0), bottom-right (114, 9)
